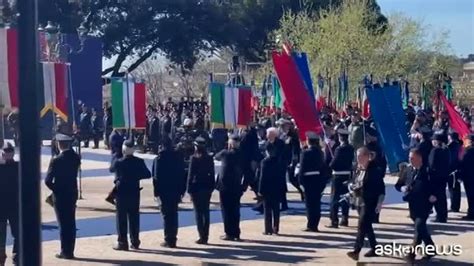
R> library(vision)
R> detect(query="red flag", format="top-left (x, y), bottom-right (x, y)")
top-left (438, 90), bottom-right (470, 140)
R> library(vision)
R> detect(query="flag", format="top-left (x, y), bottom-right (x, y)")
top-left (39, 62), bottom-right (69, 121)
top-left (401, 80), bottom-right (410, 109)
top-left (316, 74), bottom-right (325, 111)
top-left (444, 76), bottom-right (453, 101)
top-left (0, 28), bottom-right (18, 109)
top-left (337, 70), bottom-right (348, 109)
top-left (260, 76), bottom-right (268, 107)
top-left (421, 83), bottom-right (428, 110)
top-left (292, 52), bottom-right (315, 103)
top-left (438, 90), bottom-right (470, 140)
top-left (362, 87), bottom-right (370, 119)
top-left (111, 79), bottom-right (147, 129)
top-left (209, 82), bottom-right (252, 129)
top-left (272, 50), bottom-right (322, 138)
top-left (272, 75), bottom-right (285, 109)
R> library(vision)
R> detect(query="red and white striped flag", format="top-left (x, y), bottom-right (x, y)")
top-left (0, 28), bottom-right (18, 109)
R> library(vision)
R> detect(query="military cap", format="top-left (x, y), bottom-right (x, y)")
top-left (305, 131), bottom-right (319, 141)
top-left (194, 137), bottom-right (207, 146)
top-left (123, 139), bottom-right (135, 148)
top-left (229, 133), bottom-right (240, 141)
top-left (337, 128), bottom-right (350, 135)
top-left (2, 142), bottom-right (14, 153)
top-left (55, 133), bottom-right (73, 142)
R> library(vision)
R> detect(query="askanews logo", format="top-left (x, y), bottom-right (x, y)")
top-left (375, 243), bottom-right (463, 257)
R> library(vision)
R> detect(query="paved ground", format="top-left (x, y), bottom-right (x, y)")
top-left (4, 144), bottom-right (474, 265)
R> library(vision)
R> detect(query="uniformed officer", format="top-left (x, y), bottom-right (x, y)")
top-left (459, 134), bottom-right (474, 220)
top-left (215, 134), bottom-right (248, 241)
top-left (0, 143), bottom-right (19, 265)
top-left (298, 132), bottom-right (330, 232)
top-left (259, 143), bottom-right (286, 235)
top-left (416, 126), bottom-right (433, 167)
top-left (153, 137), bottom-right (186, 248)
top-left (447, 132), bottom-right (462, 212)
top-left (187, 137), bottom-right (215, 244)
top-left (428, 133), bottom-right (451, 223)
top-left (44, 134), bottom-right (81, 259)
top-left (328, 128), bottom-right (354, 228)
top-left (110, 140), bottom-right (151, 251)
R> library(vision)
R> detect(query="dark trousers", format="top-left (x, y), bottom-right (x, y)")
top-left (104, 129), bottom-right (112, 148)
top-left (354, 204), bottom-right (377, 253)
top-left (116, 197), bottom-right (140, 247)
top-left (448, 177), bottom-right (461, 212)
top-left (464, 179), bottom-right (474, 217)
top-left (160, 196), bottom-right (180, 245)
top-left (304, 187), bottom-right (322, 230)
top-left (54, 197), bottom-right (77, 256)
top-left (288, 165), bottom-right (304, 198)
top-left (411, 216), bottom-right (434, 248)
top-left (0, 212), bottom-right (19, 263)
top-left (433, 182), bottom-right (448, 221)
top-left (81, 133), bottom-right (90, 148)
top-left (219, 192), bottom-right (241, 238)
top-left (263, 197), bottom-right (280, 233)
top-left (191, 191), bottom-right (212, 241)
top-left (330, 175), bottom-right (350, 225)
top-left (92, 132), bottom-right (101, 148)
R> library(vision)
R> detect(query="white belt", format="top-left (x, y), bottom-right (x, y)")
top-left (333, 171), bottom-right (351, 175)
top-left (304, 171), bottom-right (320, 176)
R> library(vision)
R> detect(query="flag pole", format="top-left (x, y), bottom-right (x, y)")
top-left (125, 71), bottom-right (132, 140)
top-left (67, 63), bottom-right (83, 199)
top-left (48, 62), bottom-right (58, 152)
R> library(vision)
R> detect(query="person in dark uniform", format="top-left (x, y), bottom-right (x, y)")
top-left (44, 134), bottom-right (81, 259)
top-left (395, 148), bottom-right (437, 262)
top-left (416, 127), bottom-right (433, 167)
top-left (347, 147), bottom-right (385, 261)
top-left (103, 104), bottom-right (113, 149)
top-left (428, 133), bottom-right (451, 223)
top-left (79, 105), bottom-right (92, 148)
top-left (459, 134), bottom-right (474, 220)
top-left (160, 110), bottom-right (172, 139)
top-left (6, 110), bottom-right (19, 146)
top-left (278, 119), bottom-right (303, 208)
top-left (215, 134), bottom-right (247, 241)
top-left (91, 108), bottom-right (103, 149)
top-left (0, 143), bottom-right (19, 265)
top-left (298, 132), bottom-right (330, 232)
top-left (153, 137), bottom-right (186, 248)
top-left (259, 143), bottom-right (286, 235)
top-left (447, 132), bottom-right (462, 212)
top-left (110, 140), bottom-right (151, 251)
top-left (240, 126), bottom-right (260, 198)
top-left (365, 126), bottom-right (387, 223)
top-left (147, 109), bottom-right (161, 154)
top-left (109, 129), bottom-right (126, 157)
top-left (328, 129), bottom-right (354, 228)
top-left (187, 137), bottom-right (215, 244)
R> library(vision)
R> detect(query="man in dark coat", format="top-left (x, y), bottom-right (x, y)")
top-left (160, 110), bottom-right (172, 139)
top-left (91, 108), bottom-right (103, 149)
top-left (395, 148), bottom-right (436, 262)
top-left (110, 140), bottom-right (151, 251)
top-left (79, 105), bottom-right (92, 148)
top-left (259, 143), bottom-right (286, 235)
top-left (147, 109), bottom-right (161, 154)
top-left (328, 129), bottom-right (354, 228)
top-left (416, 127), bottom-right (433, 167)
top-left (298, 132), bottom-right (330, 232)
top-left (215, 134), bottom-right (248, 241)
top-left (44, 134), bottom-right (81, 259)
top-left (428, 133), bottom-right (451, 223)
top-left (152, 137), bottom-right (186, 248)
top-left (447, 132), bottom-right (462, 212)
top-left (0, 144), bottom-right (19, 265)
top-left (459, 134), bottom-right (474, 220)
top-left (240, 126), bottom-right (260, 198)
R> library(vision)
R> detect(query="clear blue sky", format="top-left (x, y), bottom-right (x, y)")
top-left (377, 0), bottom-right (473, 57)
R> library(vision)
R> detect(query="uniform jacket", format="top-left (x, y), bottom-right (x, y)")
top-left (428, 145), bottom-right (451, 193)
top-left (329, 142), bottom-right (354, 172)
top-left (152, 148), bottom-right (186, 199)
top-left (259, 155), bottom-right (286, 199)
top-left (45, 149), bottom-right (81, 199)
top-left (147, 116), bottom-right (161, 142)
top-left (0, 160), bottom-right (19, 215)
top-left (298, 146), bottom-right (330, 190)
top-left (459, 146), bottom-right (474, 182)
top-left (215, 148), bottom-right (245, 195)
top-left (187, 154), bottom-right (215, 194)
top-left (111, 155), bottom-right (151, 197)
top-left (395, 166), bottom-right (432, 219)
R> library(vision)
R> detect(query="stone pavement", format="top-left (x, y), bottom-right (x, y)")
top-left (4, 145), bottom-right (474, 265)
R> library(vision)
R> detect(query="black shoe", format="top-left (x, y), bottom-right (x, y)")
top-left (364, 249), bottom-right (378, 257)
top-left (113, 245), bottom-right (129, 251)
top-left (300, 194), bottom-right (305, 202)
top-left (12, 254), bottom-right (18, 265)
top-left (262, 232), bottom-right (272, 235)
top-left (302, 228), bottom-right (318, 232)
top-left (160, 242), bottom-right (177, 248)
top-left (195, 239), bottom-right (208, 245)
top-left (233, 237), bottom-right (242, 242)
top-left (55, 253), bottom-right (74, 260)
top-left (130, 244), bottom-right (140, 250)
top-left (105, 196), bottom-right (115, 205)
top-left (339, 220), bottom-right (349, 227)
top-left (450, 209), bottom-right (459, 213)
top-left (461, 215), bottom-right (474, 221)
top-left (346, 251), bottom-right (359, 261)
top-left (220, 235), bottom-right (234, 241)
top-left (404, 253), bottom-right (416, 262)
top-left (430, 218), bottom-right (447, 223)
top-left (326, 224), bottom-right (338, 229)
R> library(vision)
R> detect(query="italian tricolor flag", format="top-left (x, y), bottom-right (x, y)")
top-left (0, 28), bottom-right (18, 109)
top-left (210, 83), bottom-right (252, 128)
top-left (111, 79), bottom-right (147, 129)
top-left (39, 62), bottom-right (69, 121)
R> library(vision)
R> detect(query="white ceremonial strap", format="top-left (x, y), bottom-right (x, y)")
top-left (333, 171), bottom-right (351, 175)
top-left (304, 171), bottom-right (320, 176)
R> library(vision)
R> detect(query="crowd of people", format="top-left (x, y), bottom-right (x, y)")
top-left (1, 96), bottom-right (474, 265)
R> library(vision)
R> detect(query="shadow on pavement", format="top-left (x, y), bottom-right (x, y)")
top-left (73, 257), bottom-right (174, 265)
